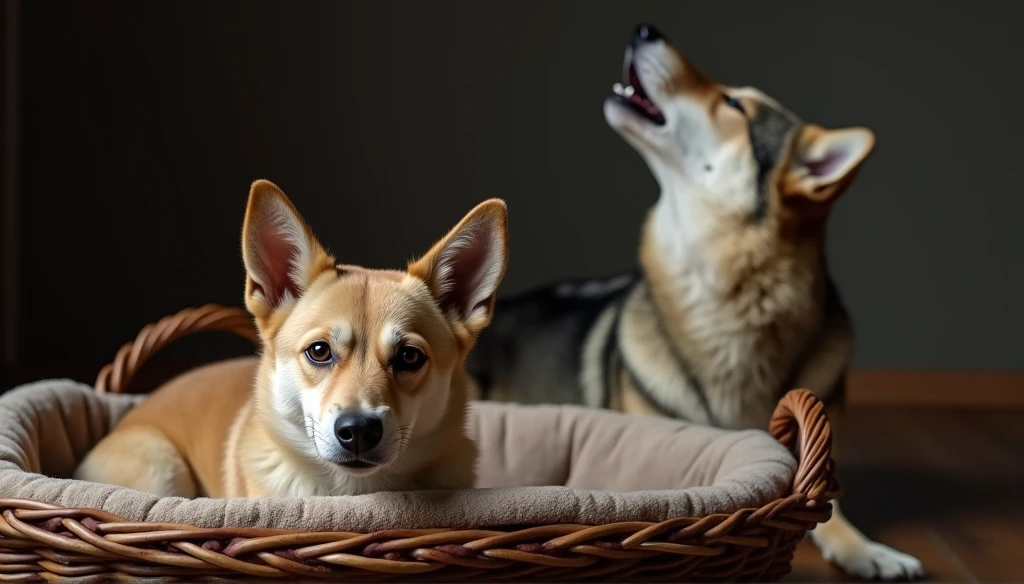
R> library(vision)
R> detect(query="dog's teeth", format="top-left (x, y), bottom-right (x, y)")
top-left (613, 82), bottom-right (624, 95)
top-left (624, 85), bottom-right (635, 97)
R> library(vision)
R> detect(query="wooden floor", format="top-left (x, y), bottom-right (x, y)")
top-left (784, 406), bottom-right (1024, 583)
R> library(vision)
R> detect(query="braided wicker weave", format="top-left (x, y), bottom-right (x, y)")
top-left (0, 305), bottom-right (840, 582)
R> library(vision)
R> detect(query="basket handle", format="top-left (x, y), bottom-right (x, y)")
top-left (95, 304), bottom-right (261, 394)
top-left (769, 388), bottom-right (841, 504)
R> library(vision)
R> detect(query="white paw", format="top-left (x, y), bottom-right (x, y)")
top-left (821, 539), bottom-right (925, 581)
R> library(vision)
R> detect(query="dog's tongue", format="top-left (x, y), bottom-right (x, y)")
top-left (635, 96), bottom-right (660, 117)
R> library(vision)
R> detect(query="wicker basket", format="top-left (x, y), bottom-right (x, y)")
top-left (0, 305), bottom-right (840, 582)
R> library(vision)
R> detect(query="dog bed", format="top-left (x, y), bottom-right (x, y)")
top-left (0, 305), bottom-right (839, 582)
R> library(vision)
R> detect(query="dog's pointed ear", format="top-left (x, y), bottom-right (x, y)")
top-left (241, 180), bottom-right (336, 323)
top-left (783, 125), bottom-right (875, 202)
top-left (408, 199), bottom-right (509, 337)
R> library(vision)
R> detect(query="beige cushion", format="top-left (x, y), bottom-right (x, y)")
top-left (0, 379), bottom-right (796, 531)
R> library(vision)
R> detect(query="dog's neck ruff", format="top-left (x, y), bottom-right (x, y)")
top-left (603, 264), bottom-right (836, 430)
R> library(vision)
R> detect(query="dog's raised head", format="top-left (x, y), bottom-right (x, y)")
top-left (604, 23), bottom-right (875, 243)
top-left (241, 180), bottom-right (507, 490)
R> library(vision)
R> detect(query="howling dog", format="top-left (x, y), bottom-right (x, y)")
top-left (76, 180), bottom-right (508, 498)
top-left (468, 24), bottom-right (923, 581)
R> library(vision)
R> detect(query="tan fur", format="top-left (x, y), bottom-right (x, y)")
top-left (76, 181), bottom-right (508, 499)
top-left (76, 357), bottom-right (254, 497)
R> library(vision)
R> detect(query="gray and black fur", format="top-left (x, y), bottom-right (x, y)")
top-left (467, 270), bottom-right (639, 406)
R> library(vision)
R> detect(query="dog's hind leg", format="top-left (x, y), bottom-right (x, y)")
top-left (74, 425), bottom-right (198, 498)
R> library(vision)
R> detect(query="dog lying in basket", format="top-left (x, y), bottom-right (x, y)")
top-left (0, 180), bottom-right (836, 582)
top-left (75, 179), bottom-right (510, 498)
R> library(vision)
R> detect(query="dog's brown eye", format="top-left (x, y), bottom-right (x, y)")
top-left (304, 342), bottom-right (333, 364)
top-left (393, 346), bottom-right (427, 373)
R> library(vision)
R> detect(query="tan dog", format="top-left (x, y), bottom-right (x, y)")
top-left (76, 180), bottom-right (508, 498)
top-left (468, 24), bottom-right (923, 581)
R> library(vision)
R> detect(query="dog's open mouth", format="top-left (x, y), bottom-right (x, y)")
top-left (612, 60), bottom-right (666, 125)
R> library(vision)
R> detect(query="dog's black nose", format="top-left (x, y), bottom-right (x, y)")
top-left (334, 413), bottom-right (384, 454)
top-left (633, 23), bottom-right (663, 43)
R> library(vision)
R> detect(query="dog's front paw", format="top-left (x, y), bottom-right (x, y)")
top-left (821, 539), bottom-right (925, 581)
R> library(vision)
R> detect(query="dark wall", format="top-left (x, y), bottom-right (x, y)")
top-left (12, 0), bottom-right (1024, 375)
